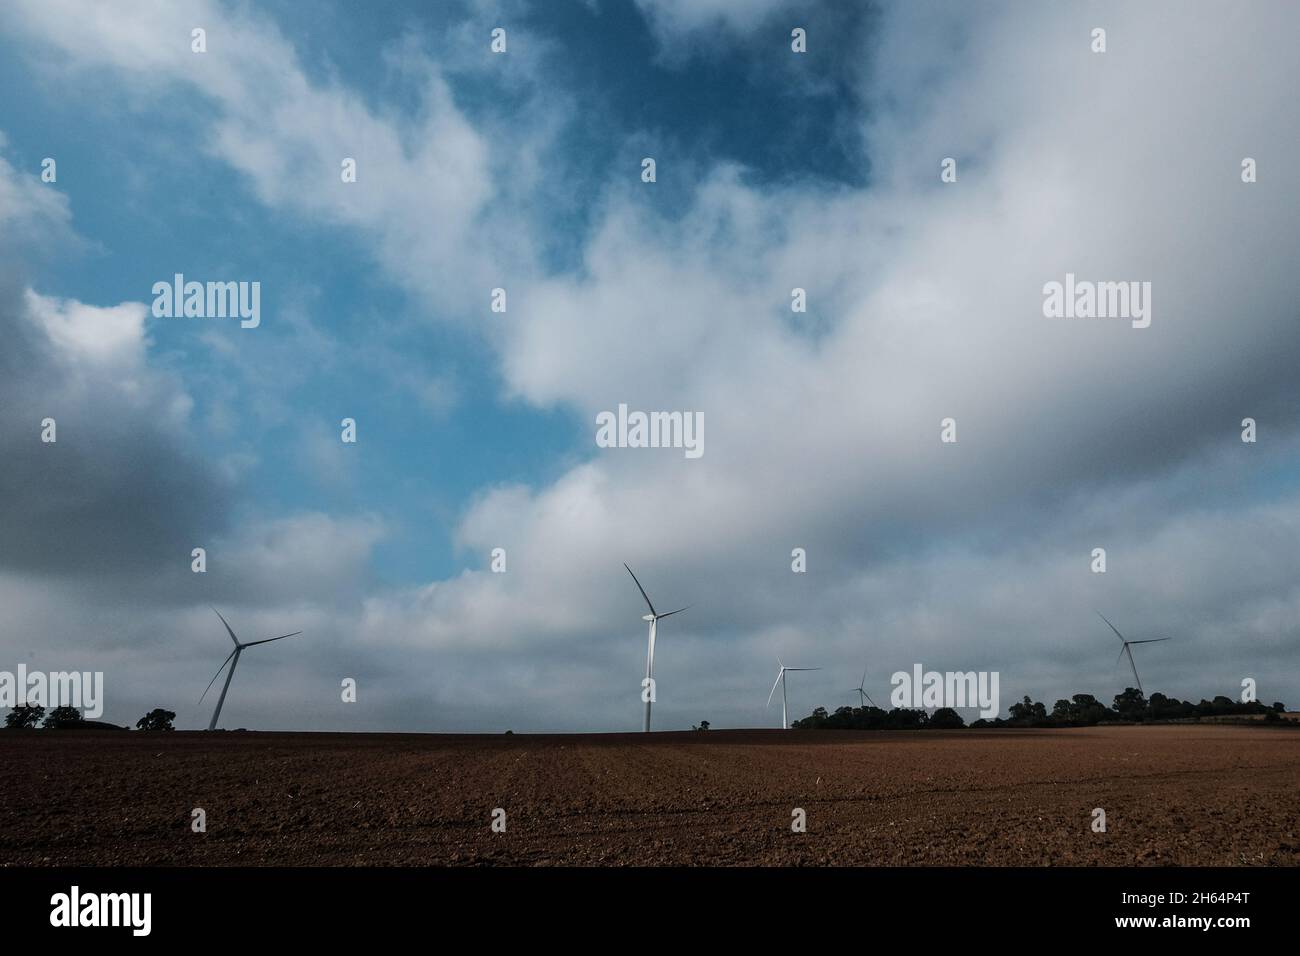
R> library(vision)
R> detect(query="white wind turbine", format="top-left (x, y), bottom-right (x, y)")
top-left (768, 658), bottom-right (821, 729)
top-left (201, 608), bottom-right (302, 731)
top-left (625, 565), bottom-right (688, 733)
top-left (1096, 611), bottom-right (1170, 697)
top-left (849, 664), bottom-right (877, 708)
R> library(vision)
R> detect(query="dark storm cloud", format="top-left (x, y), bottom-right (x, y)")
top-left (0, 276), bottom-right (232, 580)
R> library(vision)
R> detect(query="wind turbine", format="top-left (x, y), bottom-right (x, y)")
top-left (1096, 611), bottom-right (1169, 697)
top-left (768, 658), bottom-right (821, 729)
top-left (625, 565), bottom-right (688, 732)
top-left (850, 664), bottom-right (876, 708)
top-left (201, 608), bottom-right (302, 731)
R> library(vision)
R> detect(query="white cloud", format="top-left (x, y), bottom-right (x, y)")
top-left (410, 0), bottom-right (1300, 723)
top-left (27, 290), bottom-right (148, 367)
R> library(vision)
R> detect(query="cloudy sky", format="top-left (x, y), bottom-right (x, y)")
top-left (1, 0), bottom-right (1297, 731)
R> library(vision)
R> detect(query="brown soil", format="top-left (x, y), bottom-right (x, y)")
top-left (2, 725), bottom-right (1297, 866)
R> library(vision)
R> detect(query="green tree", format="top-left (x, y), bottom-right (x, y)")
top-left (929, 707), bottom-right (965, 729)
top-left (43, 706), bottom-right (83, 729)
top-left (1112, 687), bottom-right (1146, 719)
top-left (136, 708), bottom-right (176, 731)
top-left (4, 705), bottom-right (45, 729)
top-left (1009, 696), bottom-right (1044, 723)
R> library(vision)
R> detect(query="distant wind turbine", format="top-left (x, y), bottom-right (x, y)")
top-left (850, 664), bottom-right (876, 708)
top-left (201, 608), bottom-right (302, 731)
top-left (625, 565), bottom-right (688, 733)
top-left (768, 658), bottom-right (821, 729)
top-left (1096, 611), bottom-right (1169, 697)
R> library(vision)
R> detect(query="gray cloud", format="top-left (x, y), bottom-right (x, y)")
top-left (0, 280), bottom-right (231, 580)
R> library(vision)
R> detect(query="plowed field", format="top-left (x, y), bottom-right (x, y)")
top-left (2, 725), bottom-right (1297, 866)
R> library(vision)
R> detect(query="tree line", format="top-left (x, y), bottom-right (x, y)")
top-left (3, 706), bottom-right (176, 731)
top-left (792, 689), bottom-right (1288, 730)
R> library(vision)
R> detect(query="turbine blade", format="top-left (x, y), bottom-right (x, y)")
top-left (767, 670), bottom-right (784, 707)
top-left (199, 648), bottom-right (237, 703)
top-left (656, 606), bottom-right (689, 619)
top-left (864, 694), bottom-right (877, 707)
top-left (860, 664), bottom-right (868, 687)
top-left (1115, 645), bottom-right (1127, 668)
top-left (624, 564), bottom-right (656, 617)
top-left (1096, 610), bottom-right (1126, 645)
top-left (240, 631), bottom-right (302, 648)
top-left (1127, 638), bottom-right (1171, 644)
top-left (786, 667), bottom-right (821, 671)
top-left (211, 606), bottom-right (239, 646)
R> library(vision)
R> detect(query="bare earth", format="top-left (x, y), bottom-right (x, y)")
top-left (2, 725), bottom-right (1297, 866)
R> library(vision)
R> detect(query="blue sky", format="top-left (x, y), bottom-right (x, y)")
top-left (1, 8), bottom-right (562, 586)
top-left (1, 0), bottom-right (1299, 732)
top-left (0, 0), bottom-right (866, 589)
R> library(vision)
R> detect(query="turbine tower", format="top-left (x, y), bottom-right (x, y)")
top-left (201, 607), bottom-right (302, 731)
top-left (850, 664), bottom-right (876, 708)
top-left (625, 565), bottom-right (688, 732)
top-left (768, 658), bottom-right (821, 729)
top-left (1096, 611), bottom-right (1169, 697)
